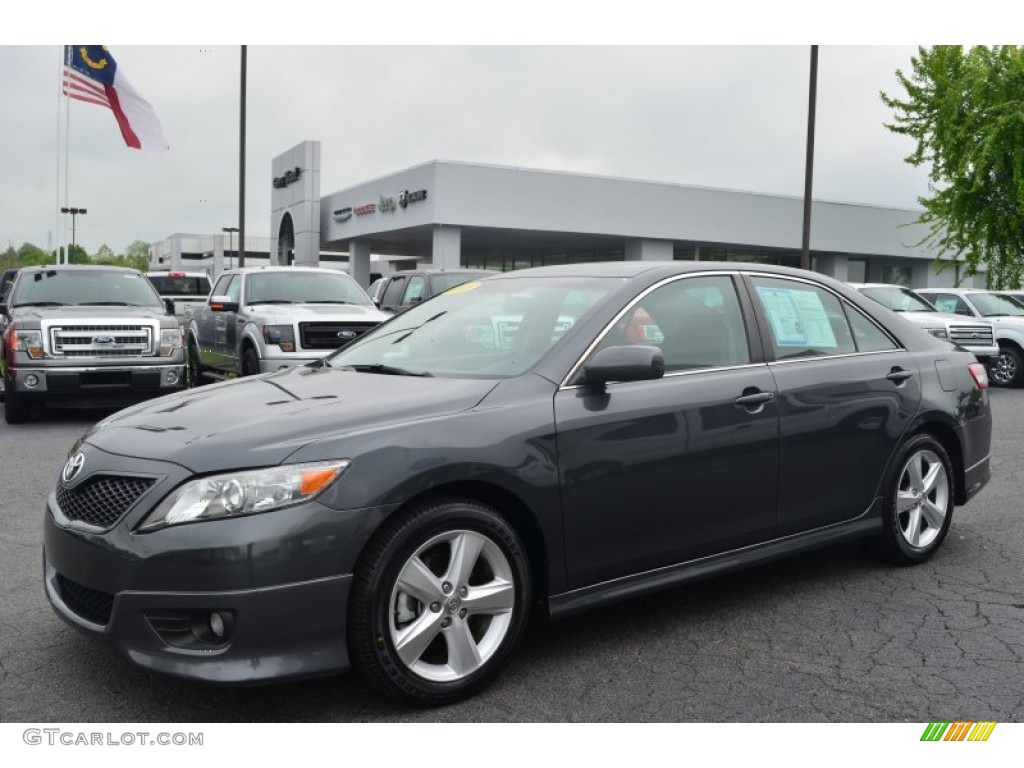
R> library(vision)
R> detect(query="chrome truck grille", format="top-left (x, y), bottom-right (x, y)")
top-left (46, 323), bottom-right (154, 357)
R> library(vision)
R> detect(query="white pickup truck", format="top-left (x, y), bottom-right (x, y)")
top-left (184, 266), bottom-right (391, 382)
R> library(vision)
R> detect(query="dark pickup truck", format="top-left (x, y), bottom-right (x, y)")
top-left (1, 265), bottom-right (185, 423)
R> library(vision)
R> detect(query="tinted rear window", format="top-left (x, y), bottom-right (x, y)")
top-left (148, 276), bottom-right (212, 296)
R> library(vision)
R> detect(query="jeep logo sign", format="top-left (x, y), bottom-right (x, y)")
top-left (273, 167), bottom-right (303, 189)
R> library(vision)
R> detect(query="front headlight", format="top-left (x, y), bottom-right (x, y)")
top-left (139, 460), bottom-right (350, 531)
top-left (159, 327), bottom-right (182, 356)
top-left (262, 324), bottom-right (295, 352)
top-left (13, 329), bottom-right (45, 359)
top-left (925, 328), bottom-right (949, 339)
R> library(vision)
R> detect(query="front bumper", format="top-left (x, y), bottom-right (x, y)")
top-left (8, 363), bottom-right (185, 405)
top-left (41, 447), bottom-right (388, 683)
top-left (44, 554), bottom-right (352, 683)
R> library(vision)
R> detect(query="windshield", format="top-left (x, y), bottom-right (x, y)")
top-left (859, 286), bottom-right (936, 312)
top-left (12, 270), bottom-right (162, 307)
top-left (148, 275), bottom-right (211, 296)
top-left (968, 292), bottom-right (1024, 317)
top-left (325, 276), bottom-right (619, 378)
top-left (246, 271), bottom-right (372, 305)
top-left (429, 272), bottom-right (493, 293)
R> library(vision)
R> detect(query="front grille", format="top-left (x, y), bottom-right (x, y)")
top-left (949, 325), bottom-right (995, 347)
top-left (56, 475), bottom-right (155, 529)
top-left (299, 322), bottom-right (378, 350)
top-left (49, 324), bottom-right (153, 357)
top-left (57, 574), bottom-right (114, 625)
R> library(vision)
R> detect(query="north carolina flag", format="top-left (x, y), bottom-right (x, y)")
top-left (62, 45), bottom-right (167, 152)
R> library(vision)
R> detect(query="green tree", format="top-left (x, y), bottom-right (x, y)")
top-left (17, 242), bottom-right (50, 266)
top-left (122, 239), bottom-right (151, 272)
top-left (94, 244), bottom-right (116, 263)
top-left (881, 46), bottom-right (1024, 289)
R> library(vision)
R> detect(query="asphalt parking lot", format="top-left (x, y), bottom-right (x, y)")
top-left (1, 392), bottom-right (1022, 723)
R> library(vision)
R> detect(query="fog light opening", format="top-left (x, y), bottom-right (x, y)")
top-left (165, 370), bottom-right (180, 385)
top-left (24, 374), bottom-right (40, 388)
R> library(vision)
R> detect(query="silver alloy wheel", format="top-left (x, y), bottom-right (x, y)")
top-left (388, 529), bottom-right (516, 683)
top-left (991, 351), bottom-right (1017, 386)
top-left (895, 448), bottom-right (949, 549)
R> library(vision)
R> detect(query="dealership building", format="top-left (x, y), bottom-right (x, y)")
top-left (153, 140), bottom-right (981, 289)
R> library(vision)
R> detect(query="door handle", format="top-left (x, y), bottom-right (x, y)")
top-left (733, 387), bottom-right (770, 411)
top-left (885, 368), bottom-right (913, 384)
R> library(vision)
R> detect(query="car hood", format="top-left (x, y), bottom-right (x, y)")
top-left (247, 303), bottom-right (391, 323)
top-left (12, 305), bottom-right (169, 322)
top-left (898, 310), bottom-right (992, 326)
top-left (82, 366), bottom-right (499, 472)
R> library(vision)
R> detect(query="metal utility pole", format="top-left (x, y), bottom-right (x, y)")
top-left (801, 45), bottom-right (818, 272)
top-left (60, 206), bottom-right (87, 260)
top-left (238, 45), bottom-right (247, 268)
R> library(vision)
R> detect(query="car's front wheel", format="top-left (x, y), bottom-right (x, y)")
top-left (241, 347), bottom-right (261, 377)
top-left (988, 345), bottom-right (1023, 387)
top-left (873, 434), bottom-right (955, 564)
top-left (3, 385), bottom-right (31, 424)
top-left (348, 498), bottom-right (532, 706)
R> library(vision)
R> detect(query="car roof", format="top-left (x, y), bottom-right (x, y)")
top-left (18, 264), bottom-right (139, 274)
top-left (147, 270), bottom-right (209, 277)
top-left (221, 266), bottom-right (355, 275)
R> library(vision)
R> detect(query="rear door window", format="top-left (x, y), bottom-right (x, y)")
top-left (750, 276), bottom-right (856, 360)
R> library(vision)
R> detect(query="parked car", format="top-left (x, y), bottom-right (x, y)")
top-left (44, 262), bottom-right (991, 705)
top-left (146, 270), bottom-right (212, 325)
top-left (185, 266), bottom-right (391, 382)
top-left (376, 269), bottom-right (498, 313)
top-left (915, 287), bottom-right (1024, 387)
top-left (366, 276), bottom-right (386, 307)
top-left (1, 265), bottom-right (185, 423)
top-left (851, 283), bottom-right (998, 363)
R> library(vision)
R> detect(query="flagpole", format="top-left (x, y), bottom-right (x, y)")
top-left (56, 45), bottom-right (63, 265)
top-left (63, 46), bottom-right (72, 265)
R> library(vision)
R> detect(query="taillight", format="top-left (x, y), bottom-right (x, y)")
top-left (968, 362), bottom-right (989, 390)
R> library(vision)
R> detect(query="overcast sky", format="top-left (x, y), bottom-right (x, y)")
top-left (4, 4), bottom-right (980, 255)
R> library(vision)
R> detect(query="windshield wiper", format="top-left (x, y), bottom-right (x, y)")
top-left (12, 301), bottom-right (66, 307)
top-left (341, 364), bottom-right (432, 377)
top-left (307, 300), bottom-right (355, 305)
top-left (79, 301), bottom-right (147, 306)
top-left (247, 299), bottom-right (297, 304)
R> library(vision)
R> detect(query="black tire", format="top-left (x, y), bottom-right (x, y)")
top-left (348, 498), bottom-right (532, 707)
top-left (3, 385), bottom-right (32, 424)
top-left (988, 345), bottom-right (1023, 388)
top-left (871, 433), bottom-right (955, 565)
top-left (186, 337), bottom-right (205, 388)
top-left (241, 346), bottom-right (261, 377)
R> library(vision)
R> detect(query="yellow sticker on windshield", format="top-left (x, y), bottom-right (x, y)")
top-left (444, 281), bottom-right (481, 295)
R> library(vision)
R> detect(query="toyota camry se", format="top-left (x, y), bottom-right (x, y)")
top-left (44, 262), bottom-right (992, 706)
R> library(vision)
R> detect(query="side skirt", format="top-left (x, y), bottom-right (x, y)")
top-left (549, 511), bottom-right (883, 619)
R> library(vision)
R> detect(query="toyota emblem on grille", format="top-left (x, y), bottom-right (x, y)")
top-left (336, 330), bottom-right (357, 340)
top-left (62, 452), bottom-right (86, 484)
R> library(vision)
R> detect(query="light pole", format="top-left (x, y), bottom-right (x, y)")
top-left (60, 206), bottom-right (87, 263)
top-left (222, 226), bottom-right (238, 269)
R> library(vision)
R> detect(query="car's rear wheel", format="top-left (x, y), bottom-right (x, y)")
top-left (988, 346), bottom-right (1023, 387)
top-left (348, 498), bottom-right (531, 706)
top-left (873, 434), bottom-right (954, 564)
top-left (186, 337), bottom-right (205, 388)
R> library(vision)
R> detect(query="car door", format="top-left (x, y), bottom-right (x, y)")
top-left (379, 275), bottom-right (408, 314)
top-left (745, 273), bottom-right (922, 536)
top-left (196, 274), bottom-right (229, 368)
top-left (211, 275), bottom-right (240, 371)
top-left (555, 274), bottom-right (780, 589)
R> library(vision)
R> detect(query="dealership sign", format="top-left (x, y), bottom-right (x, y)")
top-left (273, 167), bottom-right (303, 189)
top-left (399, 189), bottom-right (428, 208)
top-left (334, 189), bottom-right (429, 224)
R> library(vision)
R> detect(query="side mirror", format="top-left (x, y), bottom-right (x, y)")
top-left (163, 298), bottom-right (176, 315)
top-left (582, 345), bottom-right (665, 388)
top-left (209, 295), bottom-right (239, 313)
